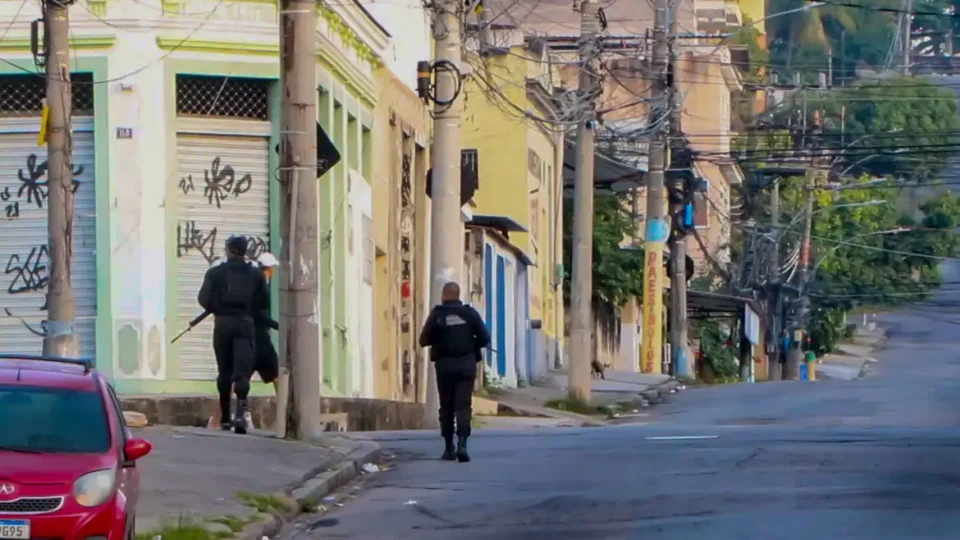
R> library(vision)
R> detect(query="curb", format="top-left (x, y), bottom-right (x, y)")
top-left (494, 378), bottom-right (680, 427)
top-left (233, 439), bottom-right (380, 540)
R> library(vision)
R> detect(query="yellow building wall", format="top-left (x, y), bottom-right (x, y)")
top-left (738, 0), bottom-right (765, 33)
top-left (462, 49), bottom-right (565, 345)
top-left (371, 66), bottom-right (430, 401)
top-left (462, 55), bottom-right (530, 247)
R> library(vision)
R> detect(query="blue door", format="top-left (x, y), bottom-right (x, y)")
top-left (496, 256), bottom-right (507, 376)
top-left (484, 244), bottom-right (494, 369)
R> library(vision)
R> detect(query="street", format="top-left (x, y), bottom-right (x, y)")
top-left (283, 273), bottom-right (960, 539)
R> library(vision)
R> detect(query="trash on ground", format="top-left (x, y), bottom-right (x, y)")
top-left (361, 463), bottom-right (380, 473)
top-left (323, 496), bottom-right (336, 503)
top-left (404, 500), bottom-right (418, 506)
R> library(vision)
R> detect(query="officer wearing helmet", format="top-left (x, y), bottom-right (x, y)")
top-left (197, 234), bottom-right (270, 434)
top-left (250, 252), bottom-right (280, 389)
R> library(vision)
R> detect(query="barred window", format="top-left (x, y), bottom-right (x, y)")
top-left (175, 75), bottom-right (269, 120)
top-left (0, 73), bottom-right (94, 117)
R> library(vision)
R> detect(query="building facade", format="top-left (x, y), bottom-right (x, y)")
top-left (371, 66), bottom-right (430, 402)
top-left (460, 36), bottom-right (566, 387)
top-left (0, 0), bottom-right (390, 397)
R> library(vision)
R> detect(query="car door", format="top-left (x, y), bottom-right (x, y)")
top-left (104, 383), bottom-right (139, 515)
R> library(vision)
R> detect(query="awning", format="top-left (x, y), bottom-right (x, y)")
top-left (561, 138), bottom-right (645, 194)
top-left (467, 214), bottom-right (528, 234)
top-left (687, 290), bottom-right (755, 318)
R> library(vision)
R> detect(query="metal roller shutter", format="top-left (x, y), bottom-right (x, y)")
top-left (174, 118), bottom-right (271, 380)
top-left (0, 116), bottom-right (97, 356)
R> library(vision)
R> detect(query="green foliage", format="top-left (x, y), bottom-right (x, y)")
top-left (807, 307), bottom-right (846, 356)
top-left (767, 0), bottom-right (898, 82)
top-left (773, 178), bottom-right (960, 351)
top-left (562, 194), bottom-right (644, 308)
top-left (729, 16), bottom-right (770, 84)
top-left (692, 320), bottom-right (739, 378)
top-left (786, 78), bottom-right (960, 180)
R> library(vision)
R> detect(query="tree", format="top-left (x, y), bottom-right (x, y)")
top-left (562, 194), bottom-right (644, 309)
top-left (775, 179), bottom-right (960, 353)
top-left (767, 0), bottom-right (898, 82)
top-left (774, 77), bottom-right (960, 180)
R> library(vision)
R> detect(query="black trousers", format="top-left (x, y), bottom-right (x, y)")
top-left (213, 316), bottom-right (256, 419)
top-left (436, 366), bottom-right (476, 438)
top-left (254, 328), bottom-right (279, 384)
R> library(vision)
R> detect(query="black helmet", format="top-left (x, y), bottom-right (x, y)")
top-left (225, 235), bottom-right (248, 256)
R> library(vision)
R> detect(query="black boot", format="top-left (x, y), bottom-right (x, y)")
top-left (219, 397), bottom-right (231, 430)
top-left (441, 436), bottom-right (456, 461)
top-left (456, 436), bottom-right (470, 463)
top-left (233, 399), bottom-right (248, 435)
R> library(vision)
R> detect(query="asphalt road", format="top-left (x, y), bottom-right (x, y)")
top-left (286, 272), bottom-right (960, 539)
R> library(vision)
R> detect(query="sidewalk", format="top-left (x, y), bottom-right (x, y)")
top-left (488, 369), bottom-right (677, 425)
top-left (134, 426), bottom-right (379, 539)
top-left (817, 325), bottom-right (886, 381)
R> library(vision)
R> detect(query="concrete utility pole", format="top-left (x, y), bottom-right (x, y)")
top-left (43, 0), bottom-right (77, 357)
top-left (666, 5), bottom-right (688, 379)
top-left (425, 0), bottom-right (464, 426)
top-left (277, 0), bottom-right (321, 440)
top-left (567, 0), bottom-right (601, 404)
top-left (767, 177), bottom-right (781, 381)
top-left (641, 0), bottom-right (670, 375)
top-left (902, 0), bottom-right (913, 75)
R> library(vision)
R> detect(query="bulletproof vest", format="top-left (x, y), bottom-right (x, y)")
top-left (220, 262), bottom-right (255, 310)
top-left (432, 305), bottom-right (478, 359)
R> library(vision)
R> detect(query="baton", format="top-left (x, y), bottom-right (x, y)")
top-left (170, 311), bottom-right (211, 344)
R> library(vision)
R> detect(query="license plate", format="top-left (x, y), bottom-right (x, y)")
top-left (0, 520), bottom-right (29, 539)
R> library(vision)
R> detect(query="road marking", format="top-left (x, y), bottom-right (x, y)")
top-left (645, 435), bottom-right (720, 441)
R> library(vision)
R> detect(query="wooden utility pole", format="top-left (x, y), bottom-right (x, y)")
top-left (43, 0), bottom-right (77, 357)
top-left (566, 0), bottom-right (601, 404)
top-left (641, 0), bottom-right (670, 374)
top-left (277, 0), bottom-right (321, 439)
top-left (424, 0), bottom-right (465, 428)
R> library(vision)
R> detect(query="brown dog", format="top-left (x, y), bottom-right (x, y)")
top-left (591, 359), bottom-right (610, 379)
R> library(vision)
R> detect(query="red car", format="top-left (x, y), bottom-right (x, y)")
top-left (0, 354), bottom-right (152, 540)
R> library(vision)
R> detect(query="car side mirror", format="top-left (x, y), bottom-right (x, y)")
top-left (122, 438), bottom-right (152, 466)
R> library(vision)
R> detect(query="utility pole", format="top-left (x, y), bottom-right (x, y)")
top-left (567, 0), bottom-right (601, 403)
top-left (666, 7), bottom-right (688, 378)
top-left (43, 0), bottom-right (77, 357)
top-left (767, 177), bottom-right (781, 381)
top-left (425, 0), bottom-right (464, 425)
top-left (902, 0), bottom-right (913, 75)
top-left (641, 0), bottom-right (670, 375)
top-left (277, 0), bottom-right (321, 440)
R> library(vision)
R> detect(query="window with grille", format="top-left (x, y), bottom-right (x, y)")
top-left (0, 73), bottom-right (94, 117)
top-left (175, 75), bottom-right (269, 120)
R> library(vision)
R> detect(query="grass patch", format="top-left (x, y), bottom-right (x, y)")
top-left (470, 417), bottom-right (487, 429)
top-left (235, 491), bottom-right (290, 514)
top-left (207, 516), bottom-right (250, 533)
top-left (136, 515), bottom-right (235, 540)
top-left (543, 399), bottom-right (604, 416)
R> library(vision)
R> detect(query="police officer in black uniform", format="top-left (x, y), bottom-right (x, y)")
top-left (419, 282), bottom-right (490, 462)
top-left (198, 235), bottom-right (270, 434)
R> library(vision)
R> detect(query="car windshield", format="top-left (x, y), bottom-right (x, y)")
top-left (0, 385), bottom-right (110, 453)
